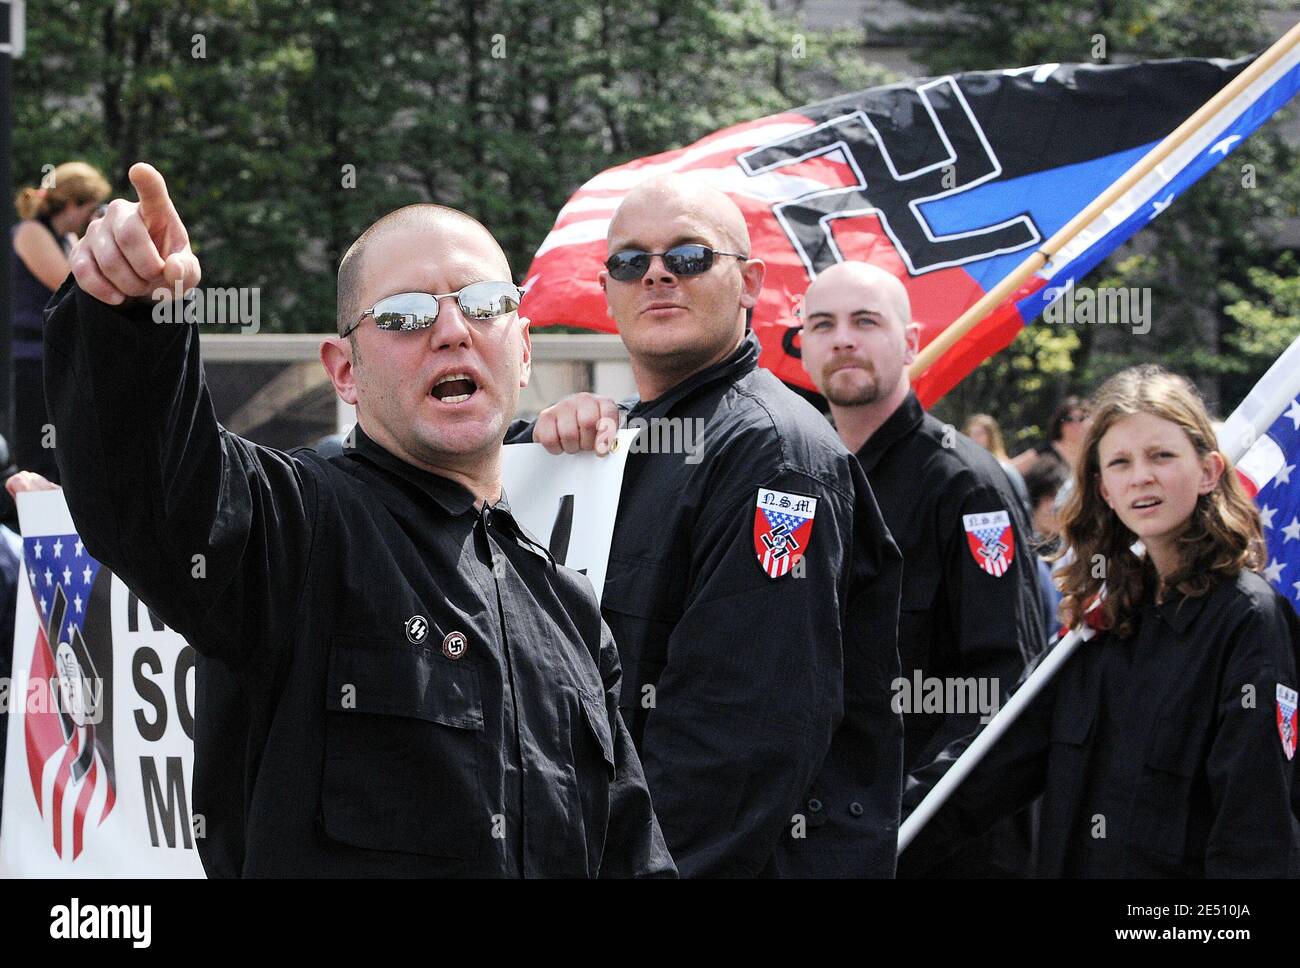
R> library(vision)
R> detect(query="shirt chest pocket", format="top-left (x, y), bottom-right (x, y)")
top-left (1044, 695), bottom-right (1095, 833)
top-left (1133, 726), bottom-right (1203, 860)
top-left (898, 564), bottom-right (940, 676)
top-left (320, 638), bottom-right (485, 859)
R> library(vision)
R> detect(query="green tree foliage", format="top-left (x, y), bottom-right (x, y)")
top-left (14, 0), bottom-right (890, 333)
top-left (17, 0), bottom-right (1292, 441)
top-left (1218, 252), bottom-right (1300, 402)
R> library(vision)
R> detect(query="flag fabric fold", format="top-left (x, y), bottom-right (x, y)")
top-left (523, 53), bottom-right (1300, 405)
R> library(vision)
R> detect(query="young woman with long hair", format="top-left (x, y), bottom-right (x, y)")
top-left (903, 365), bottom-right (1300, 877)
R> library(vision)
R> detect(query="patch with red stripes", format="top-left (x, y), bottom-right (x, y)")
top-left (753, 488), bottom-right (816, 579)
top-left (963, 510), bottom-right (1015, 577)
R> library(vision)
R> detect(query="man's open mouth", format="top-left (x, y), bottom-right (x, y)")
top-left (431, 373), bottom-right (479, 404)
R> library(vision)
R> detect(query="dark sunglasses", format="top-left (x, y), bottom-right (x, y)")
top-left (340, 281), bottom-right (524, 338)
top-left (604, 244), bottom-right (747, 282)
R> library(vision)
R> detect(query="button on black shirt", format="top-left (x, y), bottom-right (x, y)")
top-left (43, 277), bottom-right (675, 878)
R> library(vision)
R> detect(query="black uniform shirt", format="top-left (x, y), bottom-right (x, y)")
top-left (856, 391), bottom-right (1046, 771)
top-left (905, 569), bottom-right (1300, 877)
top-left (43, 277), bottom-right (675, 878)
top-left (511, 331), bottom-right (904, 877)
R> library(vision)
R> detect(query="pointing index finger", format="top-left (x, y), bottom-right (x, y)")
top-left (128, 162), bottom-right (177, 228)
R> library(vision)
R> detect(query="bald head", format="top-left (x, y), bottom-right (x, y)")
top-left (599, 173), bottom-right (765, 399)
top-left (320, 203), bottom-right (531, 496)
top-left (337, 204), bottom-right (510, 336)
top-left (799, 260), bottom-right (918, 413)
top-left (804, 261), bottom-right (911, 330)
top-left (611, 173), bottom-right (751, 255)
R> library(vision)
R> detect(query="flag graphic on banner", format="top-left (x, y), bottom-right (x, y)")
top-left (21, 532), bottom-right (113, 861)
top-left (522, 53), bottom-right (1300, 405)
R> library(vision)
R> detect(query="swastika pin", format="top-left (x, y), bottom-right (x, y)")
top-left (442, 631), bottom-right (468, 660)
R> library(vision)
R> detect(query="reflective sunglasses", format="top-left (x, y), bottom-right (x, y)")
top-left (604, 244), bottom-right (747, 282)
top-left (340, 281), bottom-right (525, 338)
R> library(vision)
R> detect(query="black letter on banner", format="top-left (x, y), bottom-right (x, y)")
top-left (549, 495), bottom-right (587, 573)
top-left (175, 646), bottom-right (195, 741)
top-left (133, 648), bottom-right (168, 741)
top-left (781, 325), bottom-right (802, 360)
top-left (140, 756), bottom-right (193, 849)
top-left (127, 590), bottom-right (166, 633)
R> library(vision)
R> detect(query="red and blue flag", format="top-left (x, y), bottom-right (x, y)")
top-left (523, 51), bottom-right (1300, 405)
top-left (20, 532), bottom-right (114, 861)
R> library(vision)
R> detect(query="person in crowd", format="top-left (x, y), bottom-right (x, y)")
top-left (1022, 456), bottom-right (1070, 633)
top-left (1010, 396), bottom-right (1091, 481)
top-left (965, 413), bottom-right (1029, 513)
top-left (1023, 457), bottom-right (1068, 550)
top-left (510, 174), bottom-right (905, 877)
top-left (903, 365), bottom-right (1300, 877)
top-left (10, 162), bottom-right (110, 482)
top-left (797, 260), bottom-right (1046, 877)
top-left (42, 162), bottom-right (674, 878)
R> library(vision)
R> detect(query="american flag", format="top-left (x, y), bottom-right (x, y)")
top-left (756, 508), bottom-right (810, 578)
top-left (969, 526), bottom-right (1012, 577)
top-left (1237, 398), bottom-right (1300, 610)
top-left (21, 531), bottom-right (115, 861)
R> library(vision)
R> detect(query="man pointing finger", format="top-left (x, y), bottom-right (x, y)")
top-left (72, 163), bottom-right (200, 303)
top-left (45, 164), bottom-right (674, 878)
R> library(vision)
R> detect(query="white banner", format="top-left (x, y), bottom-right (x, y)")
top-left (499, 429), bottom-right (638, 604)
top-left (0, 436), bottom-right (634, 876)
top-left (0, 490), bottom-right (201, 877)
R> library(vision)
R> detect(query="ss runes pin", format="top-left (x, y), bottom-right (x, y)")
top-left (405, 615), bottom-right (429, 645)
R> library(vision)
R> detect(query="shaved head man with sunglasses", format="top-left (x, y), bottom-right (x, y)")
top-left (41, 163), bottom-right (674, 878)
top-left (509, 174), bottom-right (905, 878)
top-left (325, 210), bottom-right (532, 497)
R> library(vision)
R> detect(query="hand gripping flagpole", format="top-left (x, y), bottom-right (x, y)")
top-left (899, 330), bottom-right (1300, 853)
top-left (906, 20), bottom-right (1300, 386)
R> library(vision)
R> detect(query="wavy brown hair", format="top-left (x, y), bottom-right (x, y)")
top-left (1054, 365), bottom-right (1266, 638)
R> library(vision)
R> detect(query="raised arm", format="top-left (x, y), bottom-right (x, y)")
top-left (46, 164), bottom-right (314, 671)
